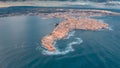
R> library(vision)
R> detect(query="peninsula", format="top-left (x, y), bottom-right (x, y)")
top-left (41, 9), bottom-right (120, 51)
top-left (41, 15), bottom-right (108, 51)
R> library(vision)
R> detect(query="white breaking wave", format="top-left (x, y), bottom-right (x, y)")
top-left (108, 26), bottom-right (113, 31)
top-left (64, 30), bottom-right (75, 39)
top-left (95, 19), bottom-right (113, 31)
top-left (98, 26), bottom-right (113, 31)
top-left (93, 1), bottom-right (120, 9)
top-left (69, 37), bottom-right (83, 45)
top-left (41, 37), bottom-right (83, 55)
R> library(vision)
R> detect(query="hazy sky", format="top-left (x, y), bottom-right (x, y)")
top-left (0, 0), bottom-right (117, 2)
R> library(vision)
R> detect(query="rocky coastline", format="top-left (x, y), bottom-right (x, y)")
top-left (41, 13), bottom-right (109, 51)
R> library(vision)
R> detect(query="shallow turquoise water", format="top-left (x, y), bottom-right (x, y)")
top-left (0, 8), bottom-right (120, 68)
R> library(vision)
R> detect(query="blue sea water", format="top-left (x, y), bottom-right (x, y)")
top-left (0, 3), bottom-right (120, 68)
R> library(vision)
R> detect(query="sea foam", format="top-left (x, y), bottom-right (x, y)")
top-left (64, 30), bottom-right (75, 39)
top-left (108, 26), bottom-right (113, 31)
top-left (41, 37), bottom-right (83, 55)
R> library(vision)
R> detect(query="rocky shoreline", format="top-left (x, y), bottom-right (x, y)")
top-left (41, 15), bottom-right (108, 51)
top-left (40, 9), bottom-right (120, 51)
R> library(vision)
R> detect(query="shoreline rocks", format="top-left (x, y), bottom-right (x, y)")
top-left (41, 15), bottom-right (108, 51)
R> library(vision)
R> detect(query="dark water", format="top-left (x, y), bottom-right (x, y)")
top-left (0, 8), bottom-right (120, 68)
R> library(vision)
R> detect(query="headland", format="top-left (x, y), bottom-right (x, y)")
top-left (41, 10), bottom-right (114, 51)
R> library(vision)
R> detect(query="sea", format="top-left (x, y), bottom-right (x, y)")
top-left (0, 1), bottom-right (120, 68)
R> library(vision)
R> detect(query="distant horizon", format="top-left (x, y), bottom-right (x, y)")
top-left (0, 0), bottom-right (119, 2)
top-left (0, 0), bottom-right (120, 9)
